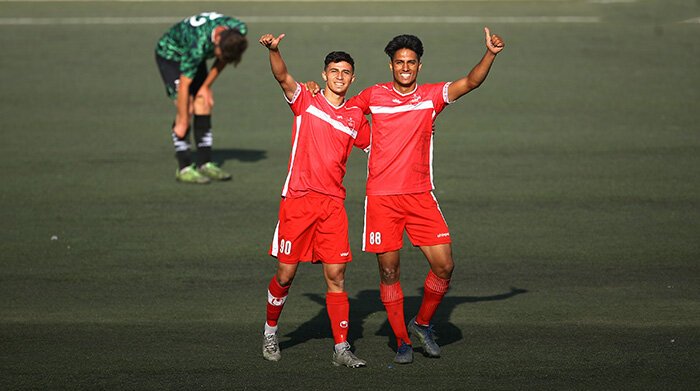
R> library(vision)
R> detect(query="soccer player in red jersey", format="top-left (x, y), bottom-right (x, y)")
top-left (259, 33), bottom-right (370, 368)
top-left (349, 28), bottom-right (505, 364)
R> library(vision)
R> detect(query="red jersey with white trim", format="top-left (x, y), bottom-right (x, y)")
top-left (281, 83), bottom-right (370, 199)
top-left (349, 82), bottom-right (451, 195)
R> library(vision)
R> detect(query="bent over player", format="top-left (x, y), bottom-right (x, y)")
top-left (349, 29), bottom-right (505, 363)
top-left (259, 33), bottom-right (369, 368)
top-left (155, 12), bottom-right (248, 183)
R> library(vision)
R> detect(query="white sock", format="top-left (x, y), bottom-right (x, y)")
top-left (334, 341), bottom-right (349, 353)
top-left (264, 323), bottom-right (278, 336)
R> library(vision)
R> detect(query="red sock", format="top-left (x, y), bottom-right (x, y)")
top-left (266, 276), bottom-right (290, 327)
top-left (416, 270), bottom-right (450, 326)
top-left (326, 291), bottom-right (349, 344)
top-left (380, 282), bottom-right (411, 346)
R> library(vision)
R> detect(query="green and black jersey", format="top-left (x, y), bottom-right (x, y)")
top-left (155, 12), bottom-right (247, 79)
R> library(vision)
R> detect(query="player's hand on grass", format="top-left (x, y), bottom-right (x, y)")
top-left (260, 33), bottom-right (285, 51)
top-left (484, 27), bottom-right (505, 55)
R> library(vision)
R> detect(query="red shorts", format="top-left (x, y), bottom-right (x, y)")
top-left (362, 192), bottom-right (451, 253)
top-left (269, 192), bottom-right (352, 264)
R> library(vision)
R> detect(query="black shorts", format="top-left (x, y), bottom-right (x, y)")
top-left (155, 53), bottom-right (208, 100)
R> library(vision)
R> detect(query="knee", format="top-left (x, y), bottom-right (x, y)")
top-left (328, 268), bottom-right (344, 282)
top-left (379, 265), bottom-right (400, 284)
top-left (277, 276), bottom-right (293, 287)
top-left (193, 95), bottom-right (211, 114)
top-left (433, 260), bottom-right (454, 280)
top-left (325, 269), bottom-right (345, 291)
top-left (275, 271), bottom-right (295, 287)
top-left (327, 276), bottom-right (345, 291)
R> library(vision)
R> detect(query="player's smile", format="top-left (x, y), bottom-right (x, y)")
top-left (323, 61), bottom-right (355, 96)
top-left (390, 48), bottom-right (421, 92)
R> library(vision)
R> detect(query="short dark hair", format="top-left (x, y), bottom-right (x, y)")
top-left (384, 34), bottom-right (424, 60)
top-left (219, 29), bottom-right (248, 66)
top-left (324, 51), bottom-right (355, 72)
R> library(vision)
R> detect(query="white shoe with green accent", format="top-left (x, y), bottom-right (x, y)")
top-left (176, 164), bottom-right (210, 184)
top-left (198, 162), bottom-right (232, 181)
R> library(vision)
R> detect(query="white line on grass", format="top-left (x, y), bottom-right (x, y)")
top-left (681, 17), bottom-right (700, 23)
top-left (0, 15), bottom-right (602, 25)
top-left (587, 0), bottom-right (637, 4)
top-left (0, 0), bottom-right (598, 2)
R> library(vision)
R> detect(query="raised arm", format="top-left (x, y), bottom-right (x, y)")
top-left (259, 33), bottom-right (298, 100)
top-left (447, 27), bottom-right (505, 102)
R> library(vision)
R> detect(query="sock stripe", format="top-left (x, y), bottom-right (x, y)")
top-left (425, 270), bottom-right (450, 294)
top-left (380, 281), bottom-right (404, 303)
top-left (267, 290), bottom-right (287, 306)
top-left (267, 276), bottom-right (290, 306)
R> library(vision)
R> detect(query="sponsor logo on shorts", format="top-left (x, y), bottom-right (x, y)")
top-left (436, 232), bottom-right (450, 238)
top-left (340, 321), bottom-right (349, 329)
top-left (340, 252), bottom-right (350, 257)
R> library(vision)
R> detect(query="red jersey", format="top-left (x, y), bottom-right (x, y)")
top-left (350, 82), bottom-right (451, 195)
top-left (281, 83), bottom-right (370, 199)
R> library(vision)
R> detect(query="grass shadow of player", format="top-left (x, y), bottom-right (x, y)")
top-left (375, 287), bottom-right (529, 354)
top-left (278, 287), bottom-right (528, 352)
top-left (207, 148), bottom-right (267, 165)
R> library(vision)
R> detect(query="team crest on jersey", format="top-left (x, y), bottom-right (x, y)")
top-left (337, 114), bottom-right (355, 131)
top-left (410, 94), bottom-right (422, 104)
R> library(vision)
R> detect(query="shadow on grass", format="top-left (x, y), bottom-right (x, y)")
top-left (198, 148), bottom-right (268, 165)
top-left (279, 287), bottom-right (528, 352)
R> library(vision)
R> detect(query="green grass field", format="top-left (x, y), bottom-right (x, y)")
top-left (1, 0), bottom-right (698, 389)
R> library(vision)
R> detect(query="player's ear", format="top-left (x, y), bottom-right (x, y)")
top-left (321, 71), bottom-right (328, 82)
top-left (418, 62), bottom-right (423, 72)
top-left (213, 26), bottom-right (226, 44)
top-left (350, 75), bottom-right (356, 84)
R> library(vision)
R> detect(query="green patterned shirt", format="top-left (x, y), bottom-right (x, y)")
top-left (155, 12), bottom-right (247, 78)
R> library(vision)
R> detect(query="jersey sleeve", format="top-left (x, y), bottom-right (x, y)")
top-left (431, 82), bottom-right (451, 114)
top-left (442, 81), bottom-right (454, 105)
top-left (353, 115), bottom-right (371, 152)
top-left (348, 88), bottom-right (372, 115)
top-left (285, 82), bottom-right (306, 116)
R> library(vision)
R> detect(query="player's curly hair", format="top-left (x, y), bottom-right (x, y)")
top-left (219, 29), bottom-right (248, 66)
top-left (384, 34), bottom-right (424, 60)
top-left (324, 51), bottom-right (355, 72)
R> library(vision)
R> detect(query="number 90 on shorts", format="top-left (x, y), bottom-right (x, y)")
top-left (278, 239), bottom-right (292, 255)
